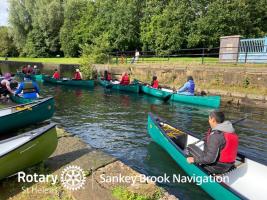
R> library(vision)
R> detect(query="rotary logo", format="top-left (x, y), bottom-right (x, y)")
top-left (60, 165), bottom-right (86, 191)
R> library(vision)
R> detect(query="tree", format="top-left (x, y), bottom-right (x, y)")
top-left (8, 0), bottom-right (33, 54)
top-left (140, 0), bottom-right (197, 54)
top-left (0, 26), bottom-right (18, 57)
top-left (187, 0), bottom-right (262, 48)
top-left (60, 0), bottom-right (88, 57)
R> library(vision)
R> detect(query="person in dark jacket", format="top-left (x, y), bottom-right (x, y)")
top-left (187, 111), bottom-right (238, 174)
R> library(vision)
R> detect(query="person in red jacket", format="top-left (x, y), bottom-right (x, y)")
top-left (187, 111), bottom-right (238, 174)
top-left (52, 69), bottom-right (60, 79)
top-left (74, 69), bottom-right (83, 80)
top-left (151, 76), bottom-right (159, 89)
top-left (104, 70), bottom-right (112, 81)
top-left (120, 72), bottom-right (130, 85)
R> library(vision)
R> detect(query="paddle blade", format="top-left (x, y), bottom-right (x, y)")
top-left (163, 94), bottom-right (173, 102)
top-left (105, 84), bottom-right (113, 89)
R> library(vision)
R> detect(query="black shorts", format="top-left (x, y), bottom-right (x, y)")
top-left (0, 87), bottom-right (9, 96)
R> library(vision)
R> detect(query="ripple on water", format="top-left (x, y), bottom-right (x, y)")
top-left (40, 85), bottom-right (267, 200)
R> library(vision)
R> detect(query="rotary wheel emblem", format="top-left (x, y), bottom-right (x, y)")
top-left (60, 165), bottom-right (86, 190)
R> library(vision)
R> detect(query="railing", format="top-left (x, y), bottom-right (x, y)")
top-left (108, 45), bottom-right (267, 64)
top-left (238, 37), bottom-right (267, 63)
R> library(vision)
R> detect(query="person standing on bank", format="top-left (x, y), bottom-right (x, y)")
top-left (177, 76), bottom-right (195, 96)
top-left (187, 111), bottom-right (239, 174)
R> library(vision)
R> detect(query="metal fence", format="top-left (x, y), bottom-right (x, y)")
top-left (108, 45), bottom-right (267, 65)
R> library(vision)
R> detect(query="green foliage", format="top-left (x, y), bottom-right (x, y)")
top-left (0, 26), bottom-right (18, 57)
top-left (187, 0), bottom-right (266, 48)
top-left (112, 186), bottom-right (162, 200)
top-left (60, 0), bottom-right (88, 57)
top-left (7, 0), bottom-right (267, 59)
top-left (8, 0), bottom-right (64, 57)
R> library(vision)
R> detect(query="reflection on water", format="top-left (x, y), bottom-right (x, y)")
top-left (28, 84), bottom-right (267, 199)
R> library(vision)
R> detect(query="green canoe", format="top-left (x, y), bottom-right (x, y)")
top-left (0, 97), bottom-right (55, 133)
top-left (147, 113), bottom-right (267, 200)
top-left (0, 123), bottom-right (58, 180)
top-left (171, 93), bottom-right (221, 108)
top-left (98, 78), bottom-right (139, 93)
top-left (10, 94), bottom-right (35, 104)
top-left (140, 85), bottom-right (172, 99)
top-left (140, 84), bottom-right (220, 108)
top-left (43, 75), bottom-right (94, 88)
top-left (16, 72), bottom-right (44, 81)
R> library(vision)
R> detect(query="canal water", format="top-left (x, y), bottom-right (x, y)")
top-left (40, 83), bottom-right (267, 199)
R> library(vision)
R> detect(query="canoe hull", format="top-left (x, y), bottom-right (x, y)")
top-left (0, 97), bottom-right (55, 133)
top-left (10, 95), bottom-right (35, 104)
top-left (98, 78), bottom-right (139, 93)
top-left (0, 124), bottom-right (58, 180)
top-left (16, 72), bottom-right (43, 81)
top-left (43, 76), bottom-right (94, 87)
top-left (140, 85), bottom-right (170, 99)
top-left (147, 113), bottom-right (241, 200)
top-left (171, 94), bottom-right (221, 108)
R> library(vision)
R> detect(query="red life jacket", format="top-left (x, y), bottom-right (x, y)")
top-left (74, 72), bottom-right (82, 80)
top-left (53, 72), bottom-right (60, 79)
top-left (207, 131), bottom-right (238, 163)
top-left (120, 75), bottom-right (130, 85)
top-left (107, 73), bottom-right (112, 81)
top-left (152, 80), bottom-right (159, 89)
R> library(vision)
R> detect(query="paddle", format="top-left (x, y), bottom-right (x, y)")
top-left (105, 84), bottom-right (113, 89)
top-left (163, 91), bottom-right (175, 102)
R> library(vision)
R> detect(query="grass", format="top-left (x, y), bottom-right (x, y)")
top-left (112, 186), bottom-right (162, 200)
top-left (0, 57), bottom-right (81, 64)
top-left (1, 56), bottom-right (267, 67)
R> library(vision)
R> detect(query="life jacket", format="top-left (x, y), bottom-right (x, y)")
top-left (120, 75), bottom-right (130, 85)
top-left (107, 73), bottom-right (112, 81)
top-left (152, 80), bottom-right (159, 89)
top-left (22, 67), bottom-right (27, 74)
top-left (206, 131), bottom-right (238, 163)
top-left (74, 72), bottom-right (82, 80)
top-left (53, 72), bottom-right (60, 79)
top-left (23, 81), bottom-right (36, 94)
top-left (188, 80), bottom-right (195, 94)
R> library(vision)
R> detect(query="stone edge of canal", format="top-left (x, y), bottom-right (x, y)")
top-left (0, 127), bottom-right (178, 200)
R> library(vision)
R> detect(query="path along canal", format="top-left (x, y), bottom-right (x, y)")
top-left (40, 83), bottom-right (267, 200)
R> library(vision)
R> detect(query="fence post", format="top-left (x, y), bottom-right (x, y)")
top-left (244, 46), bottom-right (248, 63)
top-left (201, 47), bottom-right (205, 64)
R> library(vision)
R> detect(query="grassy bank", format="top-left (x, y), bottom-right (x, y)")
top-left (2, 57), bottom-right (267, 67)
top-left (0, 57), bottom-right (81, 64)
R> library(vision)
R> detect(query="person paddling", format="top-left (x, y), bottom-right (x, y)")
top-left (74, 69), bottom-right (83, 80)
top-left (187, 111), bottom-right (238, 174)
top-left (0, 73), bottom-right (14, 98)
top-left (177, 76), bottom-right (195, 96)
top-left (120, 72), bottom-right (130, 85)
top-left (15, 74), bottom-right (40, 99)
top-left (104, 70), bottom-right (112, 81)
top-left (151, 76), bottom-right (159, 89)
top-left (52, 69), bottom-right (60, 79)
